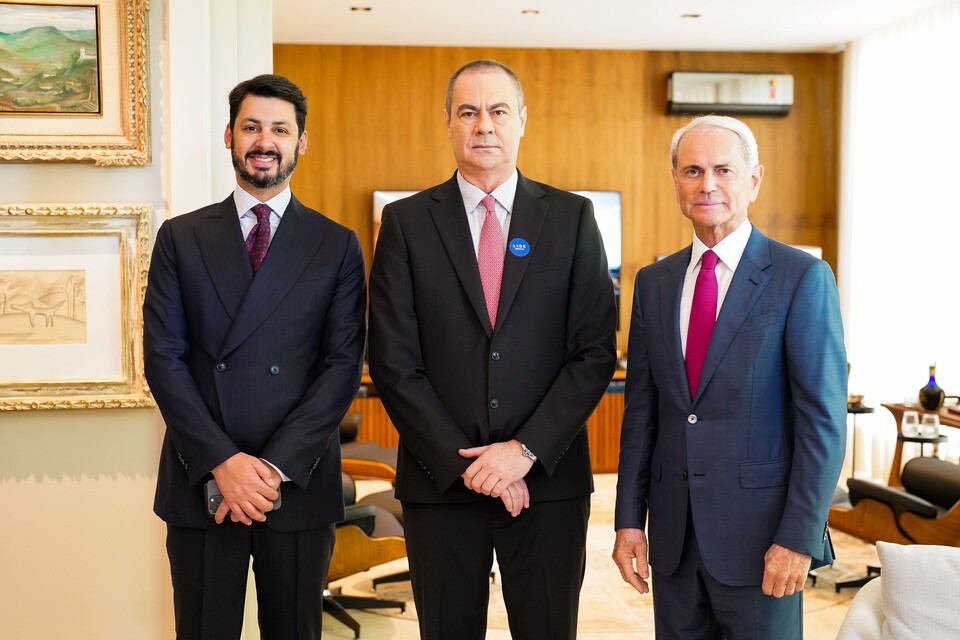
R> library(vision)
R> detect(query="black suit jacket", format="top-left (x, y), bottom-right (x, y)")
top-left (368, 172), bottom-right (618, 503)
top-left (144, 194), bottom-right (366, 531)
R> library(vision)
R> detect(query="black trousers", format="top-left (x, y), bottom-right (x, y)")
top-left (651, 507), bottom-right (802, 640)
top-left (165, 521), bottom-right (335, 640)
top-left (403, 495), bottom-right (590, 640)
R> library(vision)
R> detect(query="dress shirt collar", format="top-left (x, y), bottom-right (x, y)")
top-left (456, 169), bottom-right (519, 215)
top-left (232, 184), bottom-right (292, 220)
top-left (689, 219), bottom-right (753, 273)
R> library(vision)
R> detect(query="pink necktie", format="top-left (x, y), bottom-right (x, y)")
top-left (478, 195), bottom-right (504, 328)
top-left (686, 249), bottom-right (719, 399)
top-left (245, 203), bottom-right (272, 273)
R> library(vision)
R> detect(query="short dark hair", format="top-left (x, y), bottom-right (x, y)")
top-left (228, 74), bottom-right (307, 136)
top-left (445, 59), bottom-right (524, 113)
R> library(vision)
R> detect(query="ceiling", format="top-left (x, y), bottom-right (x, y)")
top-left (273, 0), bottom-right (957, 53)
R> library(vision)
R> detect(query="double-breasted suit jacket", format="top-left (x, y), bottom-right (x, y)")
top-left (144, 194), bottom-right (366, 531)
top-left (615, 226), bottom-right (847, 585)
top-left (369, 172), bottom-right (618, 503)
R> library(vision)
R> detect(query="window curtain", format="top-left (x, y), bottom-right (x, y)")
top-left (839, 1), bottom-right (960, 479)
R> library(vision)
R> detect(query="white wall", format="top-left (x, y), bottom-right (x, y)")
top-left (0, 1), bottom-right (272, 637)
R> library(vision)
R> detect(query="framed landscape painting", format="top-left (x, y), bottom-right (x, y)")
top-left (0, 0), bottom-right (149, 165)
top-left (0, 3), bottom-right (102, 115)
top-left (0, 203), bottom-right (153, 410)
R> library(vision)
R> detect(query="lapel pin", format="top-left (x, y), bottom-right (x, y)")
top-left (509, 238), bottom-right (530, 257)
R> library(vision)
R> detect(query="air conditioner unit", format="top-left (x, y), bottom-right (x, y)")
top-left (667, 72), bottom-right (794, 117)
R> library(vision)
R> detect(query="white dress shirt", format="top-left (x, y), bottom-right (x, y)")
top-left (679, 220), bottom-right (753, 356)
top-left (233, 184), bottom-right (292, 245)
top-left (456, 170), bottom-right (518, 255)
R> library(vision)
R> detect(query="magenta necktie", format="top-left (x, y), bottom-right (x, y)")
top-left (686, 249), bottom-right (719, 399)
top-left (245, 203), bottom-right (272, 273)
top-left (478, 195), bottom-right (504, 328)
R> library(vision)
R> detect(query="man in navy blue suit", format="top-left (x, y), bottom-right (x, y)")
top-left (144, 74), bottom-right (366, 639)
top-left (612, 115), bottom-right (846, 639)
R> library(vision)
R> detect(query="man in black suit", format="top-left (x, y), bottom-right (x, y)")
top-left (368, 59), bottom-right (618, 639)
top-left (144, 74), bottom-right (366, 639)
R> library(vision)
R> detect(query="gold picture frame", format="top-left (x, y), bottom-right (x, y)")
top-left (0, 0), bottom-right (150, 165)
top-left (0, 203), bottom-right (153, 410)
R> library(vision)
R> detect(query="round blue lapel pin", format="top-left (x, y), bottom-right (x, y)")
top-left (509, 238), bottom-right (530, 257)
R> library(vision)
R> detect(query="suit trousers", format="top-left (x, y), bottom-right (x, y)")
top-left (403, 495), bottom-right (590, 640)
top-left (650, 506), bottom-right (802, 640)
top-left (165, 520), bottom-right (335, 640)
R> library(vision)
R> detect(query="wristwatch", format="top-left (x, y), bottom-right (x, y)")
top-left (520, 442), bottom-right (538, 462)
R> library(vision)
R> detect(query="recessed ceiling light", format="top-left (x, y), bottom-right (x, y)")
top-left (681, 13), bottom-right (701, 19)
top-left (350, 6), bottom-right (372, 11)
top-left (521, 9), bottom-right (540, 15)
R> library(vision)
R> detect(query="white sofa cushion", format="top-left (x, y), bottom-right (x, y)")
top-left (877, 541), bottom-right (960, 640)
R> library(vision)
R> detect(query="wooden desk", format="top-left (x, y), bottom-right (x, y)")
top-left (350, 371), bottom-right (627, 472)
top-left (882, 403), bottom-right (960, 487)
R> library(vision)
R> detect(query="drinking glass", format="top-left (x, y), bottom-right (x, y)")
top-left (920, 413), bottom-right (940, 438)
top-left (901, 411), bottom-right (920, 437)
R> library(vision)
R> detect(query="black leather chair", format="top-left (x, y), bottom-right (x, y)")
top-left (828, 457), bottom-right (960, 591)
top-left (324, 472), bottom-right (406, 639)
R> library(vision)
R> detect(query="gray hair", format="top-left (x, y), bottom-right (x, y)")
top-left (669, 115), bottom-right (759, 169)
top-left (445, 59), bottom-right (524, 113)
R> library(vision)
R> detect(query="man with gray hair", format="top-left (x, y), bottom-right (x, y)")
top-left (612, 115), bottom-right (846, 638)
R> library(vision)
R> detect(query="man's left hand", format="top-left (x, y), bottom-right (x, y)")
top-left (459, 440), bottom-right (534, 498)
top-left (762, 543), bottom-right (811, 597)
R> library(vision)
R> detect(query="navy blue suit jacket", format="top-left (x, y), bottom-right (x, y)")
top-left (614, 226), bottom-right (847, 585)
top-left (144, 194), bottom-right (366, 531)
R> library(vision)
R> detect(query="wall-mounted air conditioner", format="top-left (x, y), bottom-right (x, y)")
top-left (667, 72), bottom-right (794, 117)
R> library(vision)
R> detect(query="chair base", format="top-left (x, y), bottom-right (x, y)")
top-left (323, 588), bottom-right (406, 638)
top-left (835, 563), bottom-right (881, 593)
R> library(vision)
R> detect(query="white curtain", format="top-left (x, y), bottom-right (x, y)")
top-left (839, 1), bottom-right (960, 480)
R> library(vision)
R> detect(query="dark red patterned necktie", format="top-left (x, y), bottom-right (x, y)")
top-left (686, 249), bottom-right (719, 399)
top-left (245, 203), bottom-right (272, 272)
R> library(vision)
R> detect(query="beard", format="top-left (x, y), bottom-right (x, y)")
top-left (231, 145), bottom-right (299, 190)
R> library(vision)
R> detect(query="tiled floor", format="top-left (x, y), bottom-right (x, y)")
top-left (319, 474), bottom-right (866, 639)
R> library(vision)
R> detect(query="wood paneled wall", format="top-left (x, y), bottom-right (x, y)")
top-left (274, 45), bottom-right (840, 351)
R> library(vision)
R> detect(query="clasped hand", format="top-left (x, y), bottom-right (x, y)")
top-left (459, 440), bottom-right (534, 517)
top-left (210, 452), bottom-right (281, 525)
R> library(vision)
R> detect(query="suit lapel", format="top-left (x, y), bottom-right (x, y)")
top-left (694, 227), bottom-right (772, 402)
top-left (659, 248), bottom-right (691, 401)
top-left (219, 196), bottom-right (324, 357)
top-left (195, 196), bottom-right (252, 321)
top-left (496, 173), bottom-right (546, 328)
top-left (428, 176), bottom-right (493, 335)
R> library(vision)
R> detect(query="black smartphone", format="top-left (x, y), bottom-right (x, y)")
top-left (204, 479), bottom-right (281, 517)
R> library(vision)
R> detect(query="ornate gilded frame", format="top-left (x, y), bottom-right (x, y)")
top-left (0, 0), bottom-right (150, 165)
top-left (0, 203), bottom-right (153, 409)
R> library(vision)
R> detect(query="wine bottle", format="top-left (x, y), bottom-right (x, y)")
top-left (919, 363), bottom-right (945, 411)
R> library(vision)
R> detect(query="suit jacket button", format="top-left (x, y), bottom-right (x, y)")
top-left (489, 399), bottom-right (500, 409)
top-left (269, 365), bottom-right (280, 375)
top-left (216, 362), bottom-right (227, 372)
top-left (680, 470), bottom-right (688, 480)
top-left (687, 414), bottom-right (698, 424)
top-left (491, 351), bottom-right (501, 361)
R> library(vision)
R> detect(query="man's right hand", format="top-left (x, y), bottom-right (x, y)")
top-left (612, 527), bottom-right (651, 594)
top-left (211, 452), bottom-right (279, 525)
top-left (499, 478), bottom-right (530, 517)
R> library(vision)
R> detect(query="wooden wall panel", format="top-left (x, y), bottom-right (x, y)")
top-left (274, 45), bottom-right (840, 353)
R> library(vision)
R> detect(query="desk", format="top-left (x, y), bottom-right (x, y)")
top-left (882, 403), bottom-right (960, 487)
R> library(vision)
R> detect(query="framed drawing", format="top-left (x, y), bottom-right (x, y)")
top-left (0, 203), bottom-right (153, 410)
top-left (0, 0), bottom-right (149, 165)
